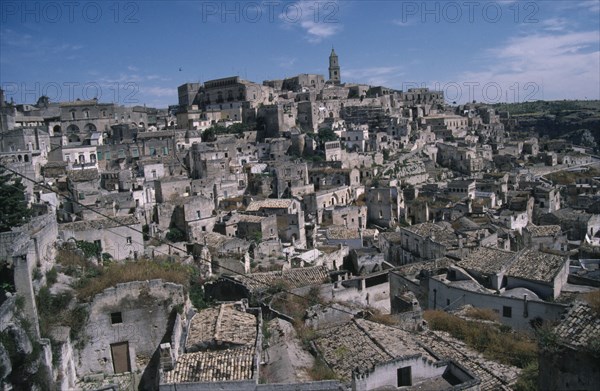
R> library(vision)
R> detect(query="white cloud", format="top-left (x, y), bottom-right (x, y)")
top-left (457, 31), bottom-right (600, 103)
top-left (578, 0), bottom-right (600, 12)
top-left (280, 0), bottom-right (342, 43)
top-left (540, 17), bottom-right (569, 32)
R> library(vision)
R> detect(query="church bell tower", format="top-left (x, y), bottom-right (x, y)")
top-left (328, 47), bottom-right (341, 85)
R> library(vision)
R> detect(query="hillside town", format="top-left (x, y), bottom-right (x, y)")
top-left (1, 50), bottom-right (599, 391)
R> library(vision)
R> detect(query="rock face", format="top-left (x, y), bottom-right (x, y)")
top-left (0, 343), bottom-right (11, 381)
top-left (6, 322), bottom-right (33, 358)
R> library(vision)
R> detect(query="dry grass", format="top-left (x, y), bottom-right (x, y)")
top-left (367, 309), bottom-right (401, 326)
top-left (270, 286), bottom-right (324, 320)
top-left (424, 310), bottom-right (537, 368)
top-left (584, 290), bottom-right (600, 314)
top-left (271, 292), bottom-right (310, 320)
top-left (464, 307), bottom-right (500, 322)
top-left (76, 260), bottom-right (190, 301)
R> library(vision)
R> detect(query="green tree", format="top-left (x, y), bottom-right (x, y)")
top-left (228, 123), bottom-right (250, 134)
top-left (317, 128), bottom-right (338, 142)
top-left (202, 127), bottom-right (217, 142)
top-left (0, 166), bottom-right (32, 232)
top-left (166, 227), bottom-right (186, 242)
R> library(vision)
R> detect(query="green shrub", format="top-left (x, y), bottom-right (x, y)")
top-left (32, 267), bottom-right (42, 281)
top-left (514, 361), bottom-right (538, 391)
top-left (46, 267), bottom-right (58, 286)
top-left (166, 227), bottom-right (186, 242)
top-left (308, 357), bottom-right (337, 381)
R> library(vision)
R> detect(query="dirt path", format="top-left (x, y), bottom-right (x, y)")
top-left (261, 318), bottom-right (315, 384)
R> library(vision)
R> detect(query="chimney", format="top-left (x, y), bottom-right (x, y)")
top-left (159, 343), bottom-right (175, 371)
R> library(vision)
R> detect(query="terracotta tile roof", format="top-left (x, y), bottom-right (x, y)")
top-left (506, 248), bottom-right (567, 283)
top-left (553, 302), bottom-right (600, 349)
top-left (326, 226), bottom-right (360, 240)
top-left (163, 303), bottom-right (258, 385)
top-left (162, 346), bottom-right (255, 383)
top-left (414, 330), bottom-right (519, 391)
top-left (230, 266), bottom-right (330, 293)
top-left (457, 247), bottom-right (515, 275)
top-left (186, 304), bottom-right (257, 351)
top-left (236, 214), bottom-right (265, 223)
top-left (391, 258), bottom-right (455, 278)
top-left (245, 199), bottom-right (293, 211)
top-left (525, 224), bottom-right (562, 237)
top-left (60, 215), bottom-right (139, 231)
top-left (314, 321), bottom-right (391, 382)
top-left (67, 169), bottom-right (99, 182)
top-left (403, 222), bottom-right (459, 247)
top-left (313, 319), bottom-right (435, 382)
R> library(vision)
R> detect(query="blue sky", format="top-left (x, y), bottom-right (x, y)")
top-left (1, 0), bottom-right (599, 107)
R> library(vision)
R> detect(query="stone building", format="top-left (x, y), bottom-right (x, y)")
top-left (78, 280), bottom-right (187, 378)
top-left (59, 215), bottom-right (144, 261)
top-left (539, 208), bottom-right (600, 241)
top-left (366, 187), bottom-right (403, 228)
top-left (245, 198), bottom-right (306, 246)
top-left (308, 167), bottom-right (360, 191)
top-left (272, 161), bottom-right (309, 198)
top-left (321, 205), bottom-right (367, 231)
top-left (303, 186), bottom-right (355, 223)
top-left (313, 318), bottom-right (479, 390)
top-left (159, 302), bottom-right (261, 390)
top-left (397, 222), bottom-right (464, 264)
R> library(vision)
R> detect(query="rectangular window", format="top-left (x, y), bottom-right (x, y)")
top-left (163, 146), bottom-right (168, 155)
top-left (149, 147), bottom-right (156, 156)
top-left (111, 312), bottom-right (123, 325)
top-left (397, 366), bottom-right (412, 387)
top-left (118, 149), bottom-right (125, 158)
top-left (126, 237), bottom-right (132, 244)
top-left (503, 306), bottom-right (512, 318)
top-left (132, 148), bottom-right (139, 157)
top-left (97, 151), bottom-right (103, 161)
top-left (105, 151), bottom-right (111, 160)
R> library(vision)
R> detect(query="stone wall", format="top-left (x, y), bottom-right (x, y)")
top-left (77, 279), bottom-right (186, 377)
top-left (428, 277), bottom-right (568, 330)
